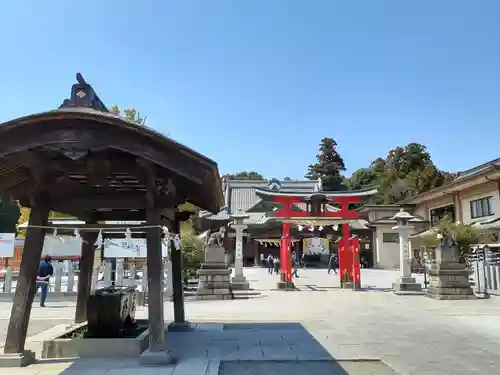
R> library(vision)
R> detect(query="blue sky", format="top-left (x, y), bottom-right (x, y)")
top-left (1, 1), bottom-right (499, 180)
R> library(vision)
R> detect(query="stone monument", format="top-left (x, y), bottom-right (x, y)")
top-left (231, 210), bottom-right (251, 290)
top-left (426, 231), bottom-right (475, 300)
top-left (195, 227), bottom-right (234, 300)
top-left (391, 209), bottom-right (422, 294)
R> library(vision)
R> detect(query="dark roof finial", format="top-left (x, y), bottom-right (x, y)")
top-left (60, 73), bottom-right (109, 112)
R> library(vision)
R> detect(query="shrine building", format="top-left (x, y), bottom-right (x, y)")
top-left (197, 178), bottom-right (375, 267)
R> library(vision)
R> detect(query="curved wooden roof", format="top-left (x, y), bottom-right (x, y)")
top-left (0, 75), bottom-right (223, 219)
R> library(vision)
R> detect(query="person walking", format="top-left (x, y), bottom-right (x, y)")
top-left (267, 254), bottom-right (274, 274)
top-left (328, 253), bottom-right (338, 275)
top-left (292, 257), bottom-right (299, 278)
top-left (37, 255), bottom-right (54, 307)
top-left (274, 257), bottom-right (280, 275)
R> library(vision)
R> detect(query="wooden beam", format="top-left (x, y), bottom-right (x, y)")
top-left (74, 223), bottom-right (98, 323)
top-left (4, 196), bottom-right (49, 354)
top-left (145, 192), bottom-right (165, 351)
top-left (49, 190), bottom-right (184, 210)
top-left (41, 224), bottom-right (146, 230)
top-left (169, 213), bottom-right (186, 325)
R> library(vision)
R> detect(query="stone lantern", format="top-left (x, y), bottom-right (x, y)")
top-left (230, 210), bottom-right (250, 290)
top-left (391, 208), bottom-right (422, 294)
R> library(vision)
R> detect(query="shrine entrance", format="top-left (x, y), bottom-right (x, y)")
top-left (255, 187), bottom-right (377, 289)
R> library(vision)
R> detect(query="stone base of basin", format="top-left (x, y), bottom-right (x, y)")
top-left (41, 319), bottom-right (150, 359)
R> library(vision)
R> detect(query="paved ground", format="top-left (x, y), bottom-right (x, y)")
top-left (1, 268), bottom-right (500, 374)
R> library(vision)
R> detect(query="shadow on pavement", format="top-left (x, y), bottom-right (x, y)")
top-left (164, 321), bottom-right (353, 373)
top-left (32, 322), bottom-right (397, 375)
top-left (358, 286), bottom-right (393, 292)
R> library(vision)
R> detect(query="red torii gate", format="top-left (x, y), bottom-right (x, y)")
top-left (255, 187), bottom-right (378, 289)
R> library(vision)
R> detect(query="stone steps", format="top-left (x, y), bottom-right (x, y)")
top-left (170, 359), bottom-right (219, 375)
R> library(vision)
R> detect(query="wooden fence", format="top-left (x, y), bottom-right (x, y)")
top-left (0, 260), bottom-right (173, 296)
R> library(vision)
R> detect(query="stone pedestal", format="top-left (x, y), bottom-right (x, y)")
top-left (231, 275), bottom-right (250, 290)
top-left (341, 281), bottom-right (354, 290)
top-left (276, 280), bottom-right (296, 290)
top-left (341, 281), bottom-right (362, 290)
top-left (196, 245), bottom-right (234, 301)
top-left (276, 272), bottom-right (295, 290)
top-left (0, 350), bottom-right (35, 367)
top-left (426, 262), bottom-right (475, 300)
top-left (392, 277), bottom-right (422, 294)
top-left (139, 349), bottom-right (175, 366)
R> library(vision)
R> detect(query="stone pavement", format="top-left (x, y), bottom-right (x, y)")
top-left (1, 268), bottom-right (500, 374)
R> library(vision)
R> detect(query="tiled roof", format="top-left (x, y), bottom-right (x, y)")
top-left (199, 179), bottom-right (319, 222)
top-left (199, 179), bottom-right (371, 229)
top-left (454, 157), bottom-right (500, 181)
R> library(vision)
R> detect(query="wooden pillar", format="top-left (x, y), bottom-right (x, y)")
top-left (146, 199), bottom-right (165, 351)
top-left (4, 202), bottom-right (49, 354)
top-left (170, 214), bottom-right (185, 324)
top-left (340, 223), bottom-right (352, 284)
top-left (74, 227), bottom-right (97, 323)
top-left (280, 222), bottom-right (292, 283)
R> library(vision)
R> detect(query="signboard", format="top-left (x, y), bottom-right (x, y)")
top-left (235, 241), bottom-right (243, 259)
top-left (104, 238), bottom-right (169, 258)
top-left (303, 237), bottom-right (329, 254)
top-left (0, 233), bottom-right (15, 257)
top-left (42, 235), bottom-right (82, 257)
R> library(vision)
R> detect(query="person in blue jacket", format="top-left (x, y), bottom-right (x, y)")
top-left (37, 255), bottom-right (54, 307)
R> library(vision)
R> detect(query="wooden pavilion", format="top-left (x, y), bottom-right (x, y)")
top-left (0, 73), bottom-right (223, 364)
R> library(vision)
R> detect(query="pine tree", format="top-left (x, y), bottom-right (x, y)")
top-left (306, 138), bottom-right (346, 191)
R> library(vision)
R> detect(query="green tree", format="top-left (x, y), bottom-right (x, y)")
top-left (306, 138), bottom-right (346, 191)
top-left (347, 143), bottom-right (454, 203)
top-left (110, 105), bottom-right (146, 125)
top-left (423, 215), bottom-right (483, 260)
top-left (181, 233), bottom-right (204, 280)
top-left (346, 168), bottom-right (378, 191)
top-left (224, 171), bottom-right (265, 180)
top-left (0, 195), bottom-right (21, 234)
top-left (283, 176), bottom-right (292, 181)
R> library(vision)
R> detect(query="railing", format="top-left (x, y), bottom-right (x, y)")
top-left (469, 246), bottom-right (500, 296)
top-left (0, 260), bottom-right (173, 294)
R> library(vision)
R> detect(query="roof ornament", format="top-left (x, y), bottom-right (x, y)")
top-left (268, 178), bottom-right (281, 191)
top-left (60, 73), bottom-right (109, 112)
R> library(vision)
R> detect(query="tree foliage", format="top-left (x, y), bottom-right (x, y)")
top-left (179, 214), bottom-right (204, 281)
top-left (346, 143), bottom-right (454, 203)
top-left (306, 138), bottom-right (346, 191)
top-left (110, 105), bottom-right (146, 126)
top-left (224, 171), bottom-right (265, 180)
top-left (0, 195), bottom-right (21, 234)
top-left (422, 215), bottom-right (483, 258)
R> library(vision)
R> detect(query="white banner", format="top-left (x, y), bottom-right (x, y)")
top-left (42, 235), bottom-right (82, 257)
top-left (104, 238), bottom-right (169, 258)
top-left (0, 233), bottom-right (15, 257)
top-left (303, 237), bottom-right (330, 254)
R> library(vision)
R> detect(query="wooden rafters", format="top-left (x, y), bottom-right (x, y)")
top-left (0, 122), bottom-right (207, 184)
